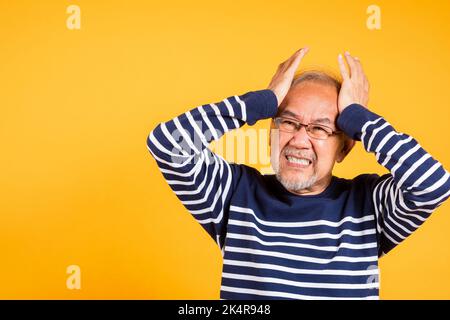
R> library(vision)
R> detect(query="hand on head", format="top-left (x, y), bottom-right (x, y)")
top-left (267, 48), bottom-right (370, 112)
top-left (337, 52), bottom-right (370, 112)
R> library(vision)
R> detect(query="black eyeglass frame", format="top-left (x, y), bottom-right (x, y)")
top-left (273, 116), bottom-right (342, 140)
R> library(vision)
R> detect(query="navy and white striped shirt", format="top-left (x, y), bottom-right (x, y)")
top-left (146, 89), bottom-right (450, 300)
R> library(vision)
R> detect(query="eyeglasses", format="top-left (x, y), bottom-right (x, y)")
top-left (273, 117), bottom-right (342, 140)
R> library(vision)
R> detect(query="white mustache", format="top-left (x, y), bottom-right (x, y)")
top-left (283, 147), bottom-right (316, 162)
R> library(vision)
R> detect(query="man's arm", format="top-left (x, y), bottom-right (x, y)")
top-left (336, 52), bottom-right (450, 256)
top-left (146, 90), bottom-right (277, 249)
top-left (338, 103), bottom-right (450, 255)
top-left (146, 48), bottom-right (308, 249)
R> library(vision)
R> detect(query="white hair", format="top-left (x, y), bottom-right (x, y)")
top-left (291, 70), bottom-right (342, 93)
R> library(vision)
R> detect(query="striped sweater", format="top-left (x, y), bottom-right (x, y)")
top-left (146, 89), bottom-right (450, 300)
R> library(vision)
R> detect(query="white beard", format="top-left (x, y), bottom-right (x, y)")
top-left (275, 169), bottom-right (318, 192)
top-left (270, 129), bottom-right (318, 192)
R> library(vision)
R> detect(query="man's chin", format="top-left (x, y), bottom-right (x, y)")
top-left (276, 170), bottom-right (318, 192)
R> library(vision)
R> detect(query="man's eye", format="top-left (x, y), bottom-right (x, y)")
top-left (281, 120), bottom-right (297, 129)
top-left (311, 126), bottom-right (328, 133)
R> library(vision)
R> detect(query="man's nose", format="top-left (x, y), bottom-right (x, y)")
top-left (290, 126), bottom-right (312, 147)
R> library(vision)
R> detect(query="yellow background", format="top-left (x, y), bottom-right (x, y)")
top-left (1, 0), bottom-right (449, 299)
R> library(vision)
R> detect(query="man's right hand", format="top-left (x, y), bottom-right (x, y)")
top-left (267, 47), bottom-right (309, 107)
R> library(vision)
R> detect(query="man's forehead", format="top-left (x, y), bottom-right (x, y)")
top-left (278, 82), bottom-right (339, 122)
top-left (279, 109), bottom-right (335, 125)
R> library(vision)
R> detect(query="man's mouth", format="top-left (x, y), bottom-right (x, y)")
top-left (285, 155), bottom-right (313, 167)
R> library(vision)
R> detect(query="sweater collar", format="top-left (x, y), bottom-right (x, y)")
top-left (267, 174), bottom-right (340, 199)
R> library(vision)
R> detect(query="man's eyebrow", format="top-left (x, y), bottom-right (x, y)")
top-left (279, 110), bottom-right (332, 125)
top-left (280, 110), bottom-right (298, 119)
top-left (312, 118), bottom-right (332, 125)
top-left (279, 110), bottom-right (298, 118)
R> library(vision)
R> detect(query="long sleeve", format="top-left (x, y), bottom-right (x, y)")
top-left (146, 89), bottom-right (278, 250)
top-left (338, 104), bottom-right (450, 256)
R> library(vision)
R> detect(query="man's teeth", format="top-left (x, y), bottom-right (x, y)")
top-left (286, 156), bottom-right (311, 165)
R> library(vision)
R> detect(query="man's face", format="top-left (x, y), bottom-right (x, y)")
top-left (271, 81), bottom-right (346, 194)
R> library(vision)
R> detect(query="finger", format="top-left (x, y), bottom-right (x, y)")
top-left (295, 47), bottom-right (309, 62)
top-left (286, 47), bottom-right (309, 74)
top-left (299, 46), bottom-right (310, 56)
top-left (278, 48), bottom-right (303, 71)
top-left (344, 52), bottom-right (358, 78)
top-left (353, 56), bottom-right (362, 72)
top-left (353, 57), bottom-right (368, 82)
top-left (283, 48), bottom-right (304, 64)
top-left (338, 53), bottom-right (349, 79)
top-left (294, 47), bottom-right (309, 57)
top-left (290, 47), bottom-right (309, 67)
top-left (364, 79), bottom-right (370, 91)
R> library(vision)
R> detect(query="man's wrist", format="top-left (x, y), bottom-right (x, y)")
top-left (337, 104), bottom-right (381, 141)
top-left (242, 89), bottom-right (278, 125)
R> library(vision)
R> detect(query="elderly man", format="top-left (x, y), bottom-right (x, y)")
top-left (146, 48), bottom-right (450, 299)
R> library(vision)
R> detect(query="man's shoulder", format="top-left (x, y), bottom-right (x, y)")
top-left (228, 162), bottom-right (275, 190)
top-left (228, 162), bottom-right (265, 182)
top-left (335, 173), bottom-right (384, 195)
top-left (350, 173), bottom-right (381, 184)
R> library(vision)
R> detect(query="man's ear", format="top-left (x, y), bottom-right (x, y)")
top-left (336, 136), bottom-right (355, 163)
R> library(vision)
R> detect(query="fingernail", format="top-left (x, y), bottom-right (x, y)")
top-left (338, 54), bottom-right (343, 59)
top-left (345, 51), bottom-right (350, 56)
